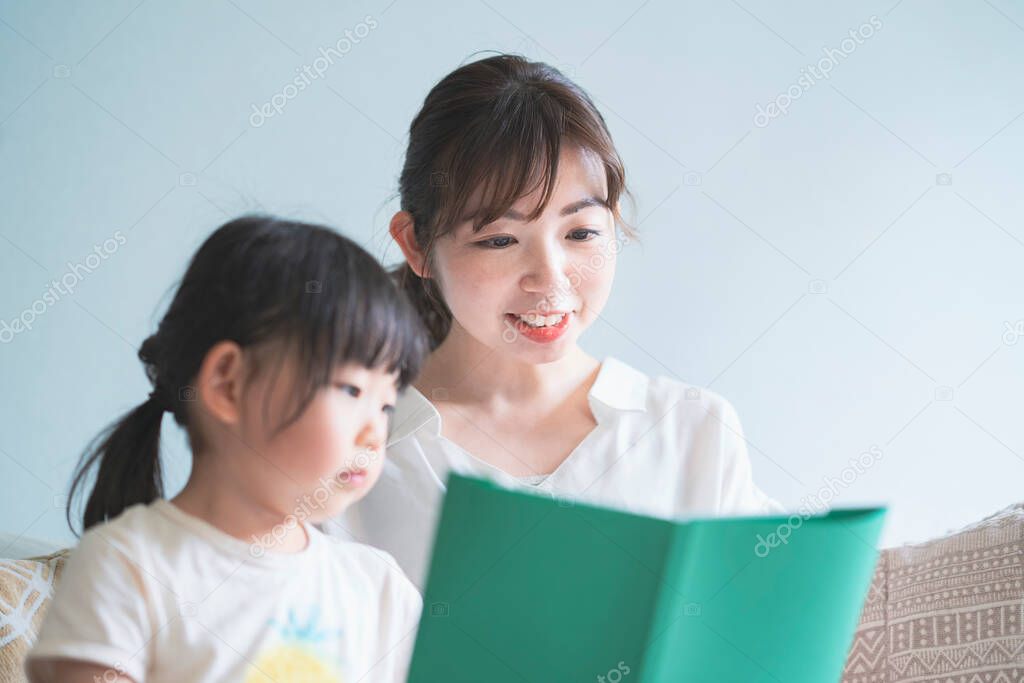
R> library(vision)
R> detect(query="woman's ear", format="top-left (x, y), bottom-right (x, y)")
top-left (195, 340), bottom-right (247, 427)
top-left (389, 211), bottom-right (431, 278)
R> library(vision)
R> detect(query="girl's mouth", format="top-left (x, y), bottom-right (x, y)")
top-left (336, 468), bottom-right (369, 488)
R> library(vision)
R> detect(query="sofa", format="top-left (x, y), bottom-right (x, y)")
top-left (2, 502), bottom-right (1021, 682)
top-left (840, 501), bottom-right (1023, 682)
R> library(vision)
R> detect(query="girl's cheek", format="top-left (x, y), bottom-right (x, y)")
top-left (279, 402), bottom-right (346, 479)
top-left (312, 422), bottom-right (351, 476)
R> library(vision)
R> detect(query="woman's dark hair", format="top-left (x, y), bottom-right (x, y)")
top-left (393, 52), bottom-right (637, 349)
top-left (68, 215), bottom-right (429, 534)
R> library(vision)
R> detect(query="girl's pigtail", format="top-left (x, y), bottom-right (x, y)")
top-left (67, 336), bottom-right (168, 535)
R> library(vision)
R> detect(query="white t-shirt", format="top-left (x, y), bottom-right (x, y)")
top-left (27, 498), bottom-right (421, 683)
top-left (326, 355), bottom-right (785, 589)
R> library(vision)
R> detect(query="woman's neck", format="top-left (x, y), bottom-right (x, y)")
top-left (415, 325), bottom-right (599, 412)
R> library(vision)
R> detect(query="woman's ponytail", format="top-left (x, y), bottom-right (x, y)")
top-left (389, 261), bottom-right (451, 352)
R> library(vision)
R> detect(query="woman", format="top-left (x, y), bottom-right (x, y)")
top-left (328, 53), bottom-right (782, 588)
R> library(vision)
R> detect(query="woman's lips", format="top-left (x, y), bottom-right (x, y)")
top-left (504, 311), bottom-right (572, 343)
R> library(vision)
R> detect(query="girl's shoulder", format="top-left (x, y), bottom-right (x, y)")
top-left (317, 533), bottom-right (416, 587)
top-left (73, 499), bottom-right (172, 560)
top-left (72, 498), bottom-right (266, 573)
top-left (315, 533), bottom-right (423, 615)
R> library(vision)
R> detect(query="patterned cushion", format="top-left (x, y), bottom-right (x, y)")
top-left (843, 502), bottom-right (1024, 682)
top-left (844, 549), bottom-right (889, 681)
top-left (0, 550), bottom-right (69, 683)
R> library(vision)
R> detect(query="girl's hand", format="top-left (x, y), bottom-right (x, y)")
top-left (26, 658), bottom-right (136, 683)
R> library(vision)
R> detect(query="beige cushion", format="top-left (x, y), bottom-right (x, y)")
top-left (0, 549), bottom-right (69, 683)
top-left (843, 502), bottom-right (1024, 682)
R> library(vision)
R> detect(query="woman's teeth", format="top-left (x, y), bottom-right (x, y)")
top-left (515, 312), bottom-right (567, 328)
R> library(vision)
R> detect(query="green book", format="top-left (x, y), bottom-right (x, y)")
top-left (408, 473), bottom-right (885, 683)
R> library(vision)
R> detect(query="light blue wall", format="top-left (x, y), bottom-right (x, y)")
top-left (2, 0), bottom-right (1021, 549)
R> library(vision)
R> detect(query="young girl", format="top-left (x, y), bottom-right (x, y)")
top-left (26, 215), bottom-right (429, 683)
top-left (332, 53), bottom-right (783, 588)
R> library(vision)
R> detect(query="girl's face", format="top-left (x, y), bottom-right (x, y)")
top-left (430, 146), bottom-right (619, 362)
top-left (239, 358), bottom-right (398, 523)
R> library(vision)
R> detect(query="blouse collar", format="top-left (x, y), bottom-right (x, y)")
top-left (386, 356), bottom-right (649, 446)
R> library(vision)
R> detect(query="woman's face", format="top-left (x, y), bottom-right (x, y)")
top-left (430, 146), bottom-right (619, 363)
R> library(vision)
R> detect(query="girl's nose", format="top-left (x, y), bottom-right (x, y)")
top-left (356, 417), bottom-right (386, 455)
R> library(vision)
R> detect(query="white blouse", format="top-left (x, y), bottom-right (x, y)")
top-left (326, 355), bottom-right (784, 589)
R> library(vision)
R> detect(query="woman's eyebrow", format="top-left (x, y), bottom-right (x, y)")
top-left (503, 195), bottom-right (609, 221)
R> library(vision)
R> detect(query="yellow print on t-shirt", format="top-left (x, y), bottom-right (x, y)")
top-left (244, 606), bottom-right (344, 682)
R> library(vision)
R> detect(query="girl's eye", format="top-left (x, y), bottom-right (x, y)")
top-left (476, 236), bottom-right (516, 249)
top-left (382, 404), bottom-right (395, 416)
top-left (335, 383), bottom-right (361, 398)
top-left (568, 228), bottom-right (600, 241)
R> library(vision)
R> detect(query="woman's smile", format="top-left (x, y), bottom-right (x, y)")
top-left (504, 310), bottom-right (573, 343)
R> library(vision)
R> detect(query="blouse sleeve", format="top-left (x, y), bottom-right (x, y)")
top-left (715, 397), bottom-right (786, 515)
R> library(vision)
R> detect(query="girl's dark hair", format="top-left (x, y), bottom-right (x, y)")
top-left (393, 52), bottom-right (636, 350)
top-left (68, 215), bottom-right (429, 534)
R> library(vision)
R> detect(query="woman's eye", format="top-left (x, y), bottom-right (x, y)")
top-left (476, 236), bottom-right (516, 249)
top-left (568, 228), bottom-right (600, 241)
top-left (335, 383), bottom-right (361, 398)
top-left (382, 404), bottom-right (395, 416)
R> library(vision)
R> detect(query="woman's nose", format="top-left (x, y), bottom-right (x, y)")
top-left (520, 241), bottom-right (571, 294)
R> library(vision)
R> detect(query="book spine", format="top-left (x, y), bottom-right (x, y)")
top-left (634, 524), bottom-right (701, 682)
